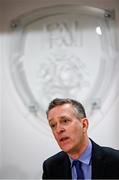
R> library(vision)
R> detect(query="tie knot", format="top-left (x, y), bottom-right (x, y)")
top-left (72, 160), bottom-right (82, 167)
top-left (72, 160), bottom-right (84, 179)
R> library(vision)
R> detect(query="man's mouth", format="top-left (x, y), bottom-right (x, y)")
top-left (60, 137), bottom-right (69, 142)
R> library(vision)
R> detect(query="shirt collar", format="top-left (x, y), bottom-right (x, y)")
top-left (69, 139), bottom-right (92, 166)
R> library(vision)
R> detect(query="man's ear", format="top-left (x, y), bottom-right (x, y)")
top-left (82, 118), bottom-right (89, 132)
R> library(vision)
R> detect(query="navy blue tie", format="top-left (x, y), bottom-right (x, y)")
top-left (72, 160), bottom-right (84, 180)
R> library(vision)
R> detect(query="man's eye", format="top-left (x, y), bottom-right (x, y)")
top-left (64, 119), bottom-right (68, 123)
top-left (50, 124), bottom-right (56, 129)
top-left (63, 119), bottom-right (70, 123)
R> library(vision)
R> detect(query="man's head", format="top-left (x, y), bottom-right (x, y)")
top-left (47, 98), bottom-right (89, 159)
top-left (46, 98), bottom-right (86, 119)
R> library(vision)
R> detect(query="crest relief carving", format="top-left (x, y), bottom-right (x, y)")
top-left (9, 5), bottom-right (118, 131)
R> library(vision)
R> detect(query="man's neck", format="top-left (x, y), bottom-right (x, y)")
top-left (68, 137), bottom-right (89, 160)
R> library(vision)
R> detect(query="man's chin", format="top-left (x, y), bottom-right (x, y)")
top-left (59, 145), bottom-right (72, 153)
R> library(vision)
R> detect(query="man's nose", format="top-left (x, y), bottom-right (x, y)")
top-left (56, 124), bottom-right (65, 134)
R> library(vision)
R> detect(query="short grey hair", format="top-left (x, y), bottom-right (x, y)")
top-left (46, 98), bottom-right (86, 119)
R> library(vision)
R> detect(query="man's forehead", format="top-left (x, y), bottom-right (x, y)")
top-left (48, 104), bottom-right (75, 119)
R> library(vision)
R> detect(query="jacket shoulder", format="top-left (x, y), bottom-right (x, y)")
top-left (91, 139), bottom-right (119, 159)
top-left (42, 151), bottom-right (71, 179)
top-left (43, 151), bottom-right (68, 166)
top-left (102, 146), bottom-right (119, 161)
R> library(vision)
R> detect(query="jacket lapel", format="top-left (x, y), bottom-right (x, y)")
top-left (61, 153), bottom-right (72, 179)
top-left (91, 140), bottom-right (106, 179)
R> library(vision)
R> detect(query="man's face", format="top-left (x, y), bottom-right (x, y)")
top-left (48, 104), bottom-right (88, 156)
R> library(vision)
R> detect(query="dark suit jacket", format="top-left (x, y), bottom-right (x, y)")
top-left (42, 140), bottom-right (119, 179)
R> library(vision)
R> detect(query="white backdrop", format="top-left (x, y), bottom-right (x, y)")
top-left (1, 0), bottom-right (119, 179)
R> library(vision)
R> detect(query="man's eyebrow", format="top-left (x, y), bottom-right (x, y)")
top-left (59, 115), bottom-right (71, 120)
top-left (49, 115), bottom-right (71, 121)
top-left (48, 116), bottom-right (66, 122)
top-left (60, 116), bottom-right (67, 119)
top-left (48, 119), bottom-right (53, 123)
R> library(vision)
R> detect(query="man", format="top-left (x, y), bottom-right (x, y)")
top-left (42, 98), bottom-right (119, 179)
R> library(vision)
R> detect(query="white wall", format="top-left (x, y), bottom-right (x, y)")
top-left (0, 0), bottom-right (2, 170)
top-left (1, 0), bottom-right (119, 179)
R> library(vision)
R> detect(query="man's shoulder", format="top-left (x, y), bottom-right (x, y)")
top-left (102, 146), bottom-right (119, 159)
top-left (42, 151), bottom-right (71, 179)
top-left (91, 139), bottom-right (119, 160)
top-left (43, 151), bottom-right (69, 166)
